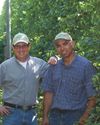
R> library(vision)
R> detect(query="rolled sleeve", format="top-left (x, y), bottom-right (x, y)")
top-left (42, 66), bottom-right (54, 93)
top-left (84, 62), bottom-right (96, 97)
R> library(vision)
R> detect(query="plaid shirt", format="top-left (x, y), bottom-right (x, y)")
top-left (42, 55), bottom-right (96, 110)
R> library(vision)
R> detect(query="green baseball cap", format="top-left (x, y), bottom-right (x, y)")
top-left (54, 32), bottom-right (72, 42)
top-left (12, 33), bottom-right (30, 45)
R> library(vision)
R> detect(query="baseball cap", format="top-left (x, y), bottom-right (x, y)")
top-left (54, 32), bottom-right (72, 42)
top-left (12, 33), bottom-right (30, 45)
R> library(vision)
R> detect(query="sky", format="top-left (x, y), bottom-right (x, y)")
top-left (0, 0), bottom-right (5, 15)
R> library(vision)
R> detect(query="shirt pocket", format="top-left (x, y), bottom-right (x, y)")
top-left (52, 72), bottom-right (61, 92)
top-left (69, 76), bottom-right (83, 101)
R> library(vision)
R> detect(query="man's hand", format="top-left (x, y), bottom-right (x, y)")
top-left (79, 111), bottom-right (89, 125)
top-left (48, 56), bottom-right (58, 64)
top-left (79, 96), bottom-right (96, 125)
top-left (0, 105), bottom-right (10, 116)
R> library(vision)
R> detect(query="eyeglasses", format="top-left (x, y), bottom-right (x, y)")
top-left (13, 44), bottom-right (29, 49)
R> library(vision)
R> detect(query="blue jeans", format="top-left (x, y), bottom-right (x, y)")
top-left (49, 108), bottom-right (85, 125)
top-left (2, 108), bottom-right (38, 125)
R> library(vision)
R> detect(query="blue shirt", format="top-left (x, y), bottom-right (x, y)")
top-left (42, 55), bottom-right (96, 110)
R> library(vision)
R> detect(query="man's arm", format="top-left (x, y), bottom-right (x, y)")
top-left (42, 91), bottom-right (53, 125)
top-left (79, 96), bottom-right (96, 125)
top-left (40, 56), bottom-right (57, 78)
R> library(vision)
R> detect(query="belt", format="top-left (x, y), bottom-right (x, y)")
top-left (4, 102), bottom-right (36, 111)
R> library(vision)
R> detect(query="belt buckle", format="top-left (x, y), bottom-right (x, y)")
top-left (22, 105), bottom-right (28, 111)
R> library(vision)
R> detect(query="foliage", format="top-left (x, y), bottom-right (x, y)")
top-left (0, 0), bottom-right (100, 124)
top-left (0, 36), bottom-right (5, 63)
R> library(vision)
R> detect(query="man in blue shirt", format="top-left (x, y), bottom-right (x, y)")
top-left (42, 32), bottom-right (96, 125)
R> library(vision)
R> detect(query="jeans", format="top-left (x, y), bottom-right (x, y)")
top-left (2, 108), bottom-right (38, 125)
top-left (49, 108), bottom-right (85, 125)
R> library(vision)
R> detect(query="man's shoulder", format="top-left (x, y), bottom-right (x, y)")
top-left (76, 55), bottom-right (90, 65)
top-left (0, 57), bottom-right (15, 71)
top-left (1, 57), bottom-right (15, 66)
top-left (49, 60), bottom-right (62, 69)
top-left (30, 56), bottom-right (45, 62)
top-left (29, 56), bottom-right (47, 65)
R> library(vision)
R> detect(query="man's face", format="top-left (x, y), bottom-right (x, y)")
top-left (13, 42), bottom-right (30, 62)
top-left (54, 40), bottom-right (74, 58)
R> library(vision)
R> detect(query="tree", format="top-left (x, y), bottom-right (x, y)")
top-left (0, 0), bottom-right (99, 124)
